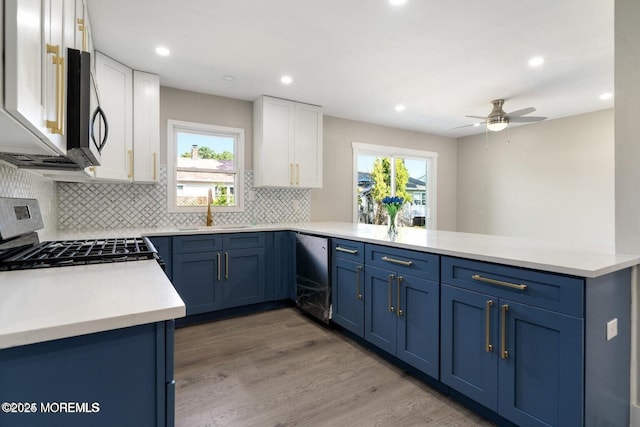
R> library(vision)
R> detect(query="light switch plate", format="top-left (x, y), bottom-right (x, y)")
top-left (607, 318), bottom-right (618, 341)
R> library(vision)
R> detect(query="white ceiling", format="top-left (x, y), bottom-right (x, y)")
top-left (86, 0), bottom-right (614, 138)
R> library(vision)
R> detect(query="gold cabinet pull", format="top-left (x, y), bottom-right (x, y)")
top-left (77, 18), bottom-right (87, 52)
top-left (336, 246), bottom-right (358, 255)
top-left (153, 152), bottom-right (157, 180)
top-left (225, 252), bottom-right (229, 280)
top-left (381, 256), bottom-right (413, 267)
top-left (289, 163), bottom-right (294, 185)
top-left (128, 150), bottom-right (133, 178)
top-left (356, 265), bottom-right (363, 300)
top-left (501, 304), bottom-right (509, 359)
top-left (45, 44), bottom-right (64, 134)
top-left (397, 276), bottom-right (403, 317)
top-left (216, 253), bottom-right (221, 281)
top-left (485, 300), bottom-right (494, 352)
top-left (388, 274), bottom-right (395, 313)
top-left (472, 274), bottom-right (527, 291)
top-left (296, 163), bottom-right (300, 185)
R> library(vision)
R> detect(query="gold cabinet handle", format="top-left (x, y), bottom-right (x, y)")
top-left (388, 274), bottom-right (395, 313)
top-left (501, 304), bottom-right (509, 359)
top-left (289, 163), bottom-right (294, 186)
top-left (225, 252), bottom-right (229, 280)
top-left (77, 18), bottom-right (87, 52)
top-left (45, 44), bottom-right (64, 134)
top-left (381, 256), bottom-right (413, 267)
top-left (216, 253), bottom-right (221, 281)
top-left (397, 276), bottom-right (403, 317)
top-left (296, 163), bottom-right (300, 185)
top-left (336, 246), bottom-right (358, 255)
top-left (472, 274), bottom-right (527, 291)
top-left (485, 300), bottom-right (494, 352)
top-left (153, 152), bottom-right (157, 180)
top-left (356, 265), bottom-right (363, 300)
top-left (128, 150), bottom-right (133, 178)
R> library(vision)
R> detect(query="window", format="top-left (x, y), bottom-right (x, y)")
top-left (167, 120), bottom-right (244, 213)
top-left (353, 142), bottom-right (437, 229)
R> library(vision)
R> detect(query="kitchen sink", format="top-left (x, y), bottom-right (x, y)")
top-left (177, 225), bottom-right (252, 231)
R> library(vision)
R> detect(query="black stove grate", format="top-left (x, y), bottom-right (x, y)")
top-left (0, 237), bottom-right (158, 270)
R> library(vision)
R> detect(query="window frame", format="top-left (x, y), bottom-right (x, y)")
top-left (167, 119), bottom-right (245, 213)
top-left (352, 142), bottom-right (438, 229)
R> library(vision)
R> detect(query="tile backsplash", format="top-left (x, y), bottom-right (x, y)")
top-left (0, 163), bottom-right (58, 239)
top-left (57, 166), bottom-right (310, 230)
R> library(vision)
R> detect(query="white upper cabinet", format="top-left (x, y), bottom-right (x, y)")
top-left (1, 0), bottom-right (67, 156)
top-left (132, 71), bottom-right (160, 183)
top-left (253, 96), bottom-right (323, 188)
top-left (89, 53), bottom-right (160, 182)
top-left (90, 51), bottom-right (133, 181)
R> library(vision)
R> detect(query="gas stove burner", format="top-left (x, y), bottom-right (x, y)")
top-left (0, 237), bottom-right (159, 271)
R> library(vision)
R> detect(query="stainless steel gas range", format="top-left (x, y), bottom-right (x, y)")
top-left (0, 197), bottom-right (160, 271)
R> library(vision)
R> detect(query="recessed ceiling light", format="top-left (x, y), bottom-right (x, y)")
top-left (599, 92), bottom-right (613, 100)
top-left (395, 104), bottom-right (406, 112)
top-left (473, 123), bottom-right (481, 127)
top-left (222, 75), bottom-right (236, 82)
top-left (390, 0), bottom-right (407, 5)
top-left (528, 56), bottom-right (544, 67)
top-left (155, 46), bottom-right (170, 56)
top-left (280, 75), bottom-right (293, 85)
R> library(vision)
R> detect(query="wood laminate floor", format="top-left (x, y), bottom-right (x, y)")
top-left (174, 308), bottom-right (494, 427)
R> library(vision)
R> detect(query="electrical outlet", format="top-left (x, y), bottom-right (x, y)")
top-left (247, 190), bottom-right (256, 202)
top-left (607, 318), bottom-right (618, 341)
top-left (292, 199), bottom-right (300, 212)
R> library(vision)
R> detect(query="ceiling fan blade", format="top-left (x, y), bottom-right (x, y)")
top-left (465, 115), bottom-right (487, 119)
top-left (506, 107), bottom-right (536, 118)
top-left (454, 121), bottom-right (486, 129)
top-left (509, 116), bottom-right (547, 123)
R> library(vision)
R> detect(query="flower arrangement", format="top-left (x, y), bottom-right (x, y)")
top-left (382, 196), bottom-right (404, 235)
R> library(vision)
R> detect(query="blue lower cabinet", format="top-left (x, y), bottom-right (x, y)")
top-left (499, 300), bottom-right (583, 427)
top-left (365, 264), bottom-right (439, 378)
top-left (172, 233), bottom-right (270, 315)
top-left (273, 231), bottom-right (295, 301)
top-left (331, 257), bottom-right (365, 336)
top-left (441, 284), bottom-right (583, 427)
top-left (222, 247), bottom-right (267, 309)
top-left (0, 321), bottom-right (174, 427)
top-left (173, 251), bottom-right (222, 315)
top-left (441, 285), bottom-right (499, 410)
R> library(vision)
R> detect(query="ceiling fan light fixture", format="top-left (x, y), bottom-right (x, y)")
top-left (487, 117), bottom-right (508, 132)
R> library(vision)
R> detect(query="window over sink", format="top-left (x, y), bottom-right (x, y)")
top-left (167, 120), bottom-right (245, 213)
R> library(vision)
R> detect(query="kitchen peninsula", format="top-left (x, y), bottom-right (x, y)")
top-left (2, 222), bottom-right (636, 427)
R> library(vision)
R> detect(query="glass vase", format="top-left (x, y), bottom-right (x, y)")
top-left (387, 211), bottom-right (398, 236)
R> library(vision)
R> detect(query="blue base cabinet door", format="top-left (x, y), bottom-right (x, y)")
top-left (441, 285), bottom-right (499, 410)
top-left (173, 251), bottom-right (222, 315)
top-left (499, 300), bottom-right (583, 427)
top-left (396, 274), bottom-right (439, 379)
top-left (365, 263), bottom-right (439, 377)
top-left (332, 257), bottom-right (365, 336)
top-left (365, 265), bottom-right (398, 355)
top-left (222, 247), bottom-right (267, 309)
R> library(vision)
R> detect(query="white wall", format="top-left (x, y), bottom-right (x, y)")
top-left (457, 109), bottom-right (614, 253)
top-left (311, 116), bottom-right (458, 231)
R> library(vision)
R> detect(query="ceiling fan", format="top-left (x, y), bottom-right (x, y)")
top-left (457, 99), bottom-right (547, 131)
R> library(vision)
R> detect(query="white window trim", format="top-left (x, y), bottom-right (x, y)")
top-left (167, 119), bottom-right (245, 213)
top-left (352, 142), bottom-right (438, 229)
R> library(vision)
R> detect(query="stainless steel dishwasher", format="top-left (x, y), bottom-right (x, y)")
top-left (295, 233), bottom-right (331, 324)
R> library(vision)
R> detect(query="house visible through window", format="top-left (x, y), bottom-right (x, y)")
top-left (167, 120), bottom-right (245, 213)
top-left (353, 142), bottom-right (437, 229)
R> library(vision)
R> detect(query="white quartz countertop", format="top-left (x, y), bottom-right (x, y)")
top-left (54, 222), bottom-right (640, 278)
top-left (0, 260), bottom-right (186, 350)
